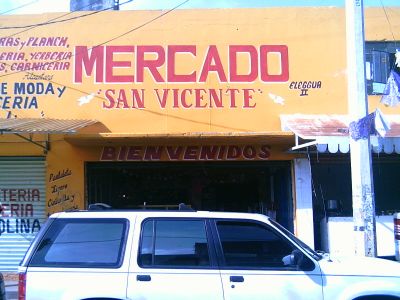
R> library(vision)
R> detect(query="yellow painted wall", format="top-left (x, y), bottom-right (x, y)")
top-left (0, 7), bottom-right (349, 133)
top-left (1, 7), bottom-right (398, 132)
top-left (0, 134), bottom-right (45, 155)
top-left (45, 139), bottom-right (99, 213)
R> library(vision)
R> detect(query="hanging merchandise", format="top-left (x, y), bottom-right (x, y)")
top-left (395, 49), bottom-right (400, 68)
top-left (348, 109), bottom-right (391, 141)
top-left (348, 111), bottom-right (375, 140)
top-left (374, 108), bottom-right (391, 138)
top-left (380, 69), bottom-right (400, 107)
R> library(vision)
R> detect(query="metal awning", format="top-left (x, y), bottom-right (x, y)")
top-left (0, 118), bottom-right (99, 152)
top-left (0, 118), bottom-right (98, 134)
top-left (280, 114), bottom-right (400, 154)
top-left (65, 131), bottom-right (295, 146)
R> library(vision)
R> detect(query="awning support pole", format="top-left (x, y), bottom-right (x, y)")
top-left (291, 134), bottom-right (318, 150)
top-left (291, 140), bottom-right (318, 151)
top-left (14, 133), bottom-right (50, 154)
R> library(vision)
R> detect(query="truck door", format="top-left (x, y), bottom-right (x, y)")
top-left (127, 217), bottom-right (224, 300)
top-left (214, 219), bottom-right (323, 300)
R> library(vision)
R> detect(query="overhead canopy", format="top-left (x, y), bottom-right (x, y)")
top-left (281, 114), bottom-right (400, 154)
top-left (65, 131), bottom-right (295, 146)
top-left (0, 118), bottom-right (99, 153)
top-left (0, 118), bottom-right (98, 134)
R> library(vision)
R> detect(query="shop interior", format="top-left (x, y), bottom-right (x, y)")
top-left (311, 154), bottom-right (400, 253)
top-left (85, 161), bottom-right (293, 231)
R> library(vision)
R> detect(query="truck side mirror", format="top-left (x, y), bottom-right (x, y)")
top-left (289, 249), bottom-right (304, 267)
top-left (282, 249), bottom-right (314, 271)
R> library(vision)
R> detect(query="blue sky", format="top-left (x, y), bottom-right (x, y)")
top-left (1, 0), bottom-right (399, 15)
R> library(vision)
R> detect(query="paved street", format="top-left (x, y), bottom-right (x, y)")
top-left (5, 279), bottom-right (17, 300)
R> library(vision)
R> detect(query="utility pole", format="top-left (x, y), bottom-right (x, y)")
top-left (345, 0), bottom-right (377, 257)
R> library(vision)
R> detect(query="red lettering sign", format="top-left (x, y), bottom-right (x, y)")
top-left (100, 145), bottom-right (271, 161)
top-left (74, 45), bottom-right (289, 84)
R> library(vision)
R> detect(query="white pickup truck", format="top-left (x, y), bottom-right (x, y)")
top-left (18, 208), bottom-right (400, 300)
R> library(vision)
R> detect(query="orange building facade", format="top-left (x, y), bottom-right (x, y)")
top-left (0, 7), bottom-right (399, 271)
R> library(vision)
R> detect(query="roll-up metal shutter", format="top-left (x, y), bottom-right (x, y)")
top-left (0, 157), bottom-right (46, 272)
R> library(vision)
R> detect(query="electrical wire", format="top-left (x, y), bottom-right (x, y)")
top-left (0, 0), bottom-right (250, 131)
top-left (0, 0), bottom-right (188, 80)
top-left (3, 0), bottom-right (131, 38)
top-left (0, 0), bottom-right (134, 85)
top-left (378, 0), bottom-right (399, 75)
top-left (379, 0), bottom-right (398, 45)
top-left (0, 0), bottom-right (39, 15)
top-left (0, 1), bottom-right (249, 130)
top-left (0, 0), bottom-right (134, 30)
top-left (93, 0), bottom-right (190, 46)
top-left (306, 148), bottom-right (328, 223)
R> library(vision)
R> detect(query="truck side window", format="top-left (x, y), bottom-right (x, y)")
top-left (216, 220), bottom-right (298, 269)
top-left (139, 219), bottom-right (210, 268)
top-left (29, 218), bottom-right (128, 268)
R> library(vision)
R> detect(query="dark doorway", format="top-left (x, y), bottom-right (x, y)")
top-left (310, 153), bottom-right (400, 250)
top-left (85, 161), bottom-right (293, 231)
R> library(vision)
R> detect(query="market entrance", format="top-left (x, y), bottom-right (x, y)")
top-left (86, 161), bottom-right (293, 230)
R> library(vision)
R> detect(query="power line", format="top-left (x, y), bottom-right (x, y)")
top-left (0, 0), bottom-right (189, 80)
top-left (0, 0), bottom-right (242, 130)
top-left (0, 0), bottom-right (39, 15)
top-left (0, 1), bottom-right (192, 100)
top-left (0, 0), bottom-right (134, 79)
top-left (379, 0), bottom-right (398, 43)
top-left (379, 0), bottom-right (399, 73)
top-left (0, 0), bottom-right (133, 30)
top-left (8, 75), bottom-right (249, 131)
top-left (4, 0), bottom-right (129, 38)
top-left (93, 0), bottom-right (190, 46)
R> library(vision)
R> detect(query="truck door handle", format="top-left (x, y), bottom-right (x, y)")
top-left (230, 276), bottom-right (244, 282)
top-left (137, 275), bottom-right (151, 281)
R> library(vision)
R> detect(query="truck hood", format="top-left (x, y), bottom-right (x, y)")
top-left (318, 255), bottom-right (400, 277)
